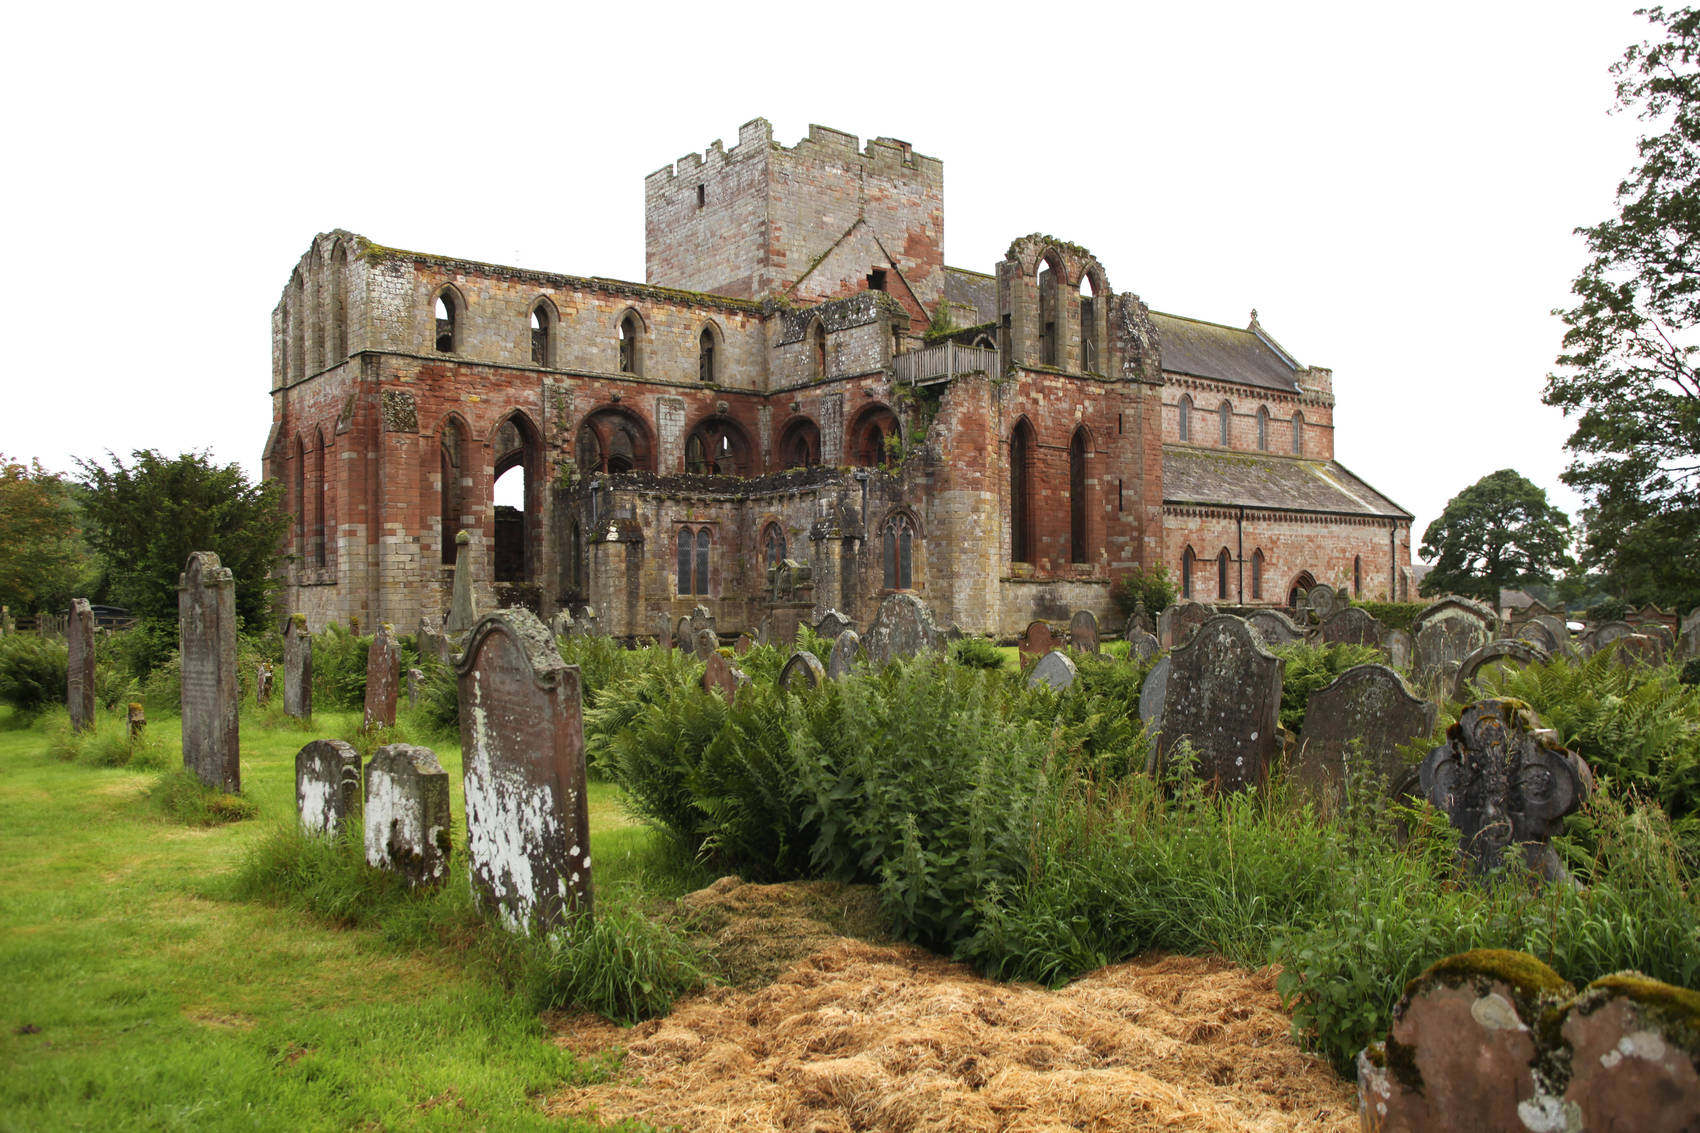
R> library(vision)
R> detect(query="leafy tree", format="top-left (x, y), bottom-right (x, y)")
top-left (75, 450), bottom-right (290, 628)
top-left (1545, 6), bottom-right (1700, 613)
top-left (1419, 470), bottom-right (1573, 602)
top-left (0, 454), bottom-right (92, 616)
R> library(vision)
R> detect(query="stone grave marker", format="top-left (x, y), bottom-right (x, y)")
top-left (1018, 620), bottom-right (1059, 664)
top-left (1028, 650), bottom-right (1078, 691)
top-left (1125, 597), bottom-right (1154, 638)
top-left (1453, 639), bottom-right (1550, 701)
top-left (178, 552), bottom-right (240, 792)
top-left (255, 662), bottom-right (274, 707)
top-left (549, 611), bottom-right (572, 638)
top-left (1419, 698), bottom-right (1590, 882)
top-left (864, 593), bottom-right (944, 667)
top-left (1156, 615), bottom-right (1283, 792)
top-left (656, 612), bottom-right (674, 651)
top-left (1127, 630), bottom-right (1161, 663)
top-left (574, 607), bottom-right (599, 637)
top-left (1584, 619), bottom-right (1637, 656)
top-left (418, 614), bottom-right (451, 666)
top-left (67, 598), bottom-right (94, 733)
top-left (1068, 610), bottom-right (1100, 654)
top-left (688, 604), bottom-right (716, 642)
top-left (827, 630), bottom-right (861, 679)
top-left (779, 650), bottom-right (826, 691)
top-left (364, 624), bottom-right (400, 730)
top-left (406, 667), bottom-right (423, 709)
top-left (814, 609), bottom-right (854, 641)
top-left (364, 742), bottom-right (451, 888)
top-left (755, 614), bottom-right (773, 647)
top-left (1306, 584), bottom-right (1339, 620)
top-left (127, 702), bottom-right (145, 742)
top-left (1137, 655), bottom-right (1171, 750)
top-left (693, 627), bottom-right (719, 660)
top-left (283, 613), bottom-right (313, 719)
top-left (1613, 633), bottom-right (1668, 668)
top-left (734, 633), bottom-right (754, 656)
top-left (444, 530), bottom-right (478, 635)
top-left (1385, 628), bottom-right (1413, 671)
top-left (1317, 607), bottom-right (1382, 648)
top-left (1158, 600), bottom-right (1215, 648)
top-left (1293, 664), bottom-right (1435, 805)
top-left (702, 651), bottom-right (746, 703)
top-left (1514, 617), bottom-right (1563, 656)
top-left (457, 609), bottom-right (593, 933)
top-left (1245, 609), bottom-right (1303, 648)
top-left (1680, 606), bottom-right (1700, 661)
top-left (675, 616), bottom-right (692, 651)
top-left (1412, 597), bottom-right (1497, 693)
top-left (295, 738), bottom-right (361, 837)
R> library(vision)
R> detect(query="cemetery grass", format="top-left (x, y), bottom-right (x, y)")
top-left (0, 703), bottom-right (660, 1133)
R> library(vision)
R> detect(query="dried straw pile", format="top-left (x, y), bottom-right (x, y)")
top-left (548, 939), bottom-right (1355, 1132)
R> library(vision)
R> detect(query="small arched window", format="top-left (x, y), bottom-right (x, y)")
top-left (882, 513), bottom-right (916, 590)
top-left (810, 320), bottom-right (827, 380)
top-left (1178, 395), bottom-right (1193, 442)
top-left (1181, 546), bottom-right (1195, 599)
top-left (1251, 549), bottom-right (1264, 600)
top-left (698, 327), bottom-right (716, 383)
top-left (1256, 406), bottom-right (1269, 451)
top-left (779, 418), bottom-right (821, 469)
top-left (1219, 401), bottom-right (1231, 446)
top-left (531, 302), bottom-right (554, 367)
top-left (684, 417), bottom-right (748, 475)
top-left (618, 313), bottom-right (643, 375)
top-left (1078, 273), bottom-right (1097, 372)
top-left (1354, 555), bottom-right (1363, 597)
top-left (1217, 548), bottom-right (1231, 600)
top-left (434, 290), bottom-right (457, 353)
top-left (1292, 411), bottom-right (1305, 455)
top-left (677, 526), bottom-right (712, 596)
top-left (762, 522), bottom-right (787, 569)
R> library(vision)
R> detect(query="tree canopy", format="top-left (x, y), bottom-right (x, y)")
top-left (75, 450), bottom-right (290, 627)
top-left (1545, 5), bottom-right (1700, 612)
top-left (0, 454), bottom-right (92, 616)
top-left (1419, 469), bottom-right (1573, 603)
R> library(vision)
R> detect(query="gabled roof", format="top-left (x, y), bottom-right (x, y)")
top-left (1163, 446), bottom-right (1411, 519)
top-left (1150, 311), bottom-right (1301, 392)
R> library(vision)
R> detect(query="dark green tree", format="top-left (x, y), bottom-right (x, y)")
top-left (1419, 470), bottom-right (1573, 603)
top-left (0, 454), bottom-right (93, 616)
top-left (1545, 5), bottom-right (1700, 613)
top-left (75, 450), bottom-right (290, 627)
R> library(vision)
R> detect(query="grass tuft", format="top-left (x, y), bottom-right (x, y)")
top-left (148, 766), bottom-right (259, 826)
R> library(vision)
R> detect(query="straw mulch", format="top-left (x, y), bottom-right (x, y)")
top-left (547, 936), bottom-right (1356, 1132)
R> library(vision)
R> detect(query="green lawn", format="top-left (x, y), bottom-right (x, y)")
top-left (0, 703), bottom-right (652, 1132)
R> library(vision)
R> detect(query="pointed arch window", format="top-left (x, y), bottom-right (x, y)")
top-left (1256, 406), bottom-right (1269, 451)
top-left (439, 419), bottom-right (463, 564)
top-left (434, 290), bottom-right (458, 353)
top-left (677, 525), bottom-right (712, 596)
top-left (851, 405), bottom-right (900, 467)
top-left (1037, 254), bottom-right (1062, 366)
top-left (1217, 548), bottom-right (1232, 600)
top-left (1292, 411), bottom-right (1305, 455)
top-left (293, 436), bottom-right (307, 562)
top-left (618, 313), bottom-right (643, 375)
top-left (1179, 395), bottom-right (1193, 442)
top-left (810, 321), bottom-right (827, 379)
top-left (1078, 273), bottom-right (1097, 372)
top-left (698, 327), bottom-right (716, 383)
top-left (329, 243), bottom-right (348, 361)
top-left (1069, 427), bottom-right (1090, 564)
top-left (1251, 548), bottom-right (1265, 600)
top-left (1010, 420), bottom-right (1035, 564)
top-left (762, 522), bottom-right (787, 570)
top-left (1219, 401), bottom-right (1231, 446)
top-left (882, 513), bottom-right (915, 590)
top-left (531, 302), bottom-right (555, 367)
top-left (314, 430), bottom-right (330, 569)
top-left (1182, 546), bottom-right (1195, 599)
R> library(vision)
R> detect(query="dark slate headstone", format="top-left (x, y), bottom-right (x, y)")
top-left (827, 630), bottom-right (861, 679)
top-left (255, 662), bottom-right (274, 707)
top-left (1293, 664), bottom-right (1436, 804)
top-left (693, 627), bottom-right (719, 660)
top-left (779, 650), bottom-right (826, 691)
top-left (1317, 607), bottom-right (1383, 648)
top-left (701, 651), bottom-right (746, 703)
top-left (1158, 601), bottom-right (1215, 649)
top-left (1419, 699), bottom-right (1590, 883)
top-left (1246, 609), bottom-right (1303, 648)
top-left (1453, 639), bottom-right (1550, 701)
top-left (1068, 610), bottom-right (1101, 655)
top-left (296, 738), bottom-right (361, 837)
top-left (445, 530), bottom-right (477, 635)
top-left (1127, 630), bottom-right (1161, 663)
top-left (67, 598), bottom-right (94, 733)
top-left (864, 593), bottom-right (944, 667)
top-left (814, 609), bottom-right (854, 641)
top-left (178, 552), bottom-right (240, 793)
top-left (1018, 620), bottom-right (1059, 663)
top-left (1138, 655), bottom-right (1171, 744)
top-left (1307, 584), bottom-right (1339, 620)
top-left (1027, 650), bottom-right (1078, 691)
top-left (457, 609), bottom-right (593, 933)
top-left (364, 743), bottom-right (451, 888)
top-left (1412, 598), bottom-right (1496, 692)
top-left (1157, 615), bottom-right (1283, 792)
top-left (284, 613), bottom-right (312, 720)
top-left (363, 624), bottom-right (400, 730)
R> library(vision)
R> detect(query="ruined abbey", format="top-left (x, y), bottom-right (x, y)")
top-left (265, 118), bottom-right (1412, 638)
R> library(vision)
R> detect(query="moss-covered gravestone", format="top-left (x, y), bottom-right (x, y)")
top-left (363, 624), bottom-right (400, 730)
top-left (1156, 615), bottom-right (1282, 792)
top-left (283, 613), bottom-right (312, 720)
top-left (827, 630), bottom-right (861, 680)
top-left (779, 650), bottom-right (825, 691)
top-left (1293, 664), bottom-right (1434, 805)
top-left (178, 552), bottom-right (240, 793)
top-left (864, 593), bottom-right (944, 668)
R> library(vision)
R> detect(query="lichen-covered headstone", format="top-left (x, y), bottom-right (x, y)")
top-left (66, 598), bottom-right (94, 733)
top-left (1306, 584), bottom-right (1339, 620)
top-left (283, 613), bottom-right (312, 720)
top-left (1514, 617), bottom-right (1563, 656)
top-left (295, 739), bottom-right (361, 837)
top-left (1613, 632), bottom-right (1668, 668)
top-left (693, 627), bottom-right (719, 659)
top-left (1246, 609), bottom-right (1303, 648)
top-left (457, 609), bottom-right (593, 933)
top-left (1559, 974), bottom-right (1700, 1128)
top-left (688, 604), bottom-right (716, 643)
top-left (674, 616), bottom-right (692, 651)
top-left (1157, 615), bottom-right (1283, 792)
top-left (734, 633), bottom-right (754, 656)
top-left (1138, 655), bottom-right (1171, 766)
top-left (1453, 639), bottom-right (1550, 701)
top-left (827, 630), bottom-right (861, 679)
top-left (814, 609), bottom-right (854, 641)
top-left (1584, 619), bottom-right (1637, 656)
top-left (1293, 664), bottom-right (1435, 805)
top-left (549, 610), bottom-right (572, 638)
top-left (1028, 650), bottom-right (1078, 691)
top-left (1068, 610), bottom-right (1100, 654)
top-left (1385, 627), bottom-right (1413, 672)
top-left (406, 667), bottom-right (423, 709)
top-left (1018, 620), bottom-right (1059, 663)
top-left (1127, 630), bottom-right (1161, 663)
top-left (1125, 597), bottom-right (1154, 638)
top-left (1680, 606), bottom-right (1700, 661)
top-left (1317, 607), bottom-right (1382, 648)
top-left (864, 593), bottom-right (944, 667)
top-left (364, 743), bottom-right (451, 888)
top-left (178, 552), bottom-right (240, 792)
top-left (255, 661), bottom-right (273, 707)
top-left (779, 650), bottom-right (825, 691)
top-left (1412, 598), bottom-right (1496, 693)
top-left (1419, 699), bottom-right (1590, 882)
top-left (1158, 600), bottom-right (1215, 649)
top-left (702, 651), bottom-right (746, 703)
top-left (445, 530), bottom-right (478, 635)
top-left (363, 623), bottom-right (400, 730)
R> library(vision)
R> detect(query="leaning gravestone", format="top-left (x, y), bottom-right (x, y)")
top-left (1158, 601), bottom-right (1215, 649)
top-left (363, 624), bottom-right (400, 730)
top-left (283, 613), bottom-right (312, 719)
top-left (67, 598), bottom-right (94, 733)
top-left (814, 609), bottom-right (854, 641)
top-left (178, 552), bottom-right (240, 793)
top-left (1138, 655), bottom-right (1171, 762)
top-left (688, 604), bottom-right (716, 643)
top-left (827, 630), bottom-right (861, 679)
top-left (1453, 639), bottom-right (1550, 701)
top-left (1069, 610), bottom-right (1101, 654)
top-left (1157, 615), bottom-right (1283, 792)
top-left (1246, 609), bottom-right (1303, 648)
top-left (779, 651), bottom-right (826, 691)
top-left (549, 611), bottom-right (572, 638)
top-left (1317, 607), bottom-right (1383, 649)
top-left (295, 739), bottom-right (362, 837)
top-left (1127, 630), bottom-right (1161, 663)
top-left (734, 634), bottom-right (754, 656)
top-left (457, 609), bottom-right (593, 933)
top-left (864, 593), bottom-right (945, 667)
top-left (1018, 620), bottom-right (1059, 663)
top-left (1411, 598), bottom-right (1497, 694)
top-left (1293, 664), bottom-right (1436, 805)
top-left (1306, 584), bottom-right (1339, 621)
top-left (701, 651), bottom-right (746, 703)
top-left (1419, 699), bottom-right (1590, 883)
top-left (364, 743), bottom-right (452, 888)
top-left (1515, 617), bottom-right (1563, 656)
top-left (1028, 650), bottom-right (1078, 691)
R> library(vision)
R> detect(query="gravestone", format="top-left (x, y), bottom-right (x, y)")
top-left (1317, 607), bottom-right (1382, 648)
top-left (457, 609), bottom-right (594, 933)
top-left (283, 613), bottom-right (313, 719)
top-left (1138, 655), bottom-right (1171, 748)
top-left (127, 702), bottom-right (145, 742)
top-left (1385, 628), bottom-right (1413, 671)
top-left (1306, 584), bottom-right (1339, 620)
top-left (1125, 597), bottom-right (1154, 638)
top-left (1245, 609), bottom-right (1303, 648)
top-left (1412, 598), bottom-right (1497, 692)
top-left (1514, 617), bottom-right (1563, 656)
top-left (1127, 630), bottom-right (1161, 663)
top-left (1293, 664), bottom-right (1436, 804)
top-left (295, 739), bottom-right (361, 837)
top-left (364, 743), bottom-right (452, 888)
top-left (701, 651), bottom-right (746, 703)
top-left (1068, 610), bottom-right (1100, 654)
top-left (827, 630), bottom-right (861, 679)
top-left (1585, 619), bottom-right (1637, 656)
top-left (688, 604), bottom-right (716, 643)
top-left (363, 624), bottom-right (400, 730)
top-left (1613, 633), bottom-right (1668, 668)
top-left (655, 612), bottom-right (674, 651)
top-left (1157, 615), bottom-right (1283, 792)
top-left (779, 650), bottom-right (825, 691)
top-left (549, 611), bottom-right (572, 638)
top-left (693, 627), bottom-right (719, 660)
top-left (1680, 606), bottom-right (1700, 661)
top-left (814, 609), bottom-right (854, 641)
top-left (255, 662), bottom-right (274, 707)
top-left (574, 608), bottom-right (599, 638)
top-left (1158, 600), bottom-right (1215, 648)
top-left (734, 634), bottom-right (754, 656)
top-left (418, 614), bottom-right (451, 666)
top-left (864, 593), bottom-right (945, 667)
top-left (406, 667), bottom-right (423, 709)
top-left (1419, 698), bottom-right (1590, 882)
top-left (1027, 650), bottom-right (1078, 691)
top-left (1018, 620), bottom-right (1059, 664)
top-left (675, 616), bottom-right (692, 651)
top-left (178, 552), bottom-right (240, 793)
top-left (444, 530), bottom-right (478, 635)
top-left (755, 614), bottom-right (773, 647)
top-left (66, 598), bottom-right (94, 733)
top-left (1453, 639), bottom-right (1550, 701)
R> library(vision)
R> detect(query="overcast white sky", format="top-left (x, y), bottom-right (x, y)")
top-left (1, 2), bottom-right (1655, 558)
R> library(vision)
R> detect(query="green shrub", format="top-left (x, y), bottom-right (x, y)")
top-left (1350, 601), bottom-right (1426, 633)
top-left (140, 652), bottom-right (181, 715)
top-left (0, 635), bottom-right (69, 714)
top-left (948, 636), bottom-right (1004, 669)
top-left (101, 618), bottom-right (178, 681)
top-left (312, 623), bottom-right (375, 711)
top-left (1112, 563), bottom-right (1176, 618)
top-left (1682, 658), bottom-right (1700, 687)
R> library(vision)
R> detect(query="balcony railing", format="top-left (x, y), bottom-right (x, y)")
top-left (891, 342), bottom-right (1001, 385)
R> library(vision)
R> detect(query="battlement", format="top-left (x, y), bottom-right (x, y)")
top-left (644, 118), bottom-right (774, 188)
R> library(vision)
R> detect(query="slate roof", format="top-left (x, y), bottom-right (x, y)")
top-left (1163, 447), bottom-right (1411, 519)
top-left (1150, 312), bottom-right (1302, 392)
